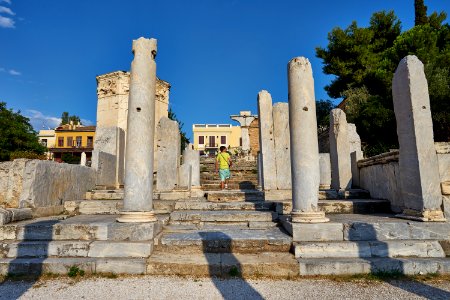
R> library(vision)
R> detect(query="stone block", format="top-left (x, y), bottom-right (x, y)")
top-left (438, 153), bottom-right (450, 183)
top-left (295, 242), bottom-right (371, 258)
top-left (89, 241), bottom-right (152, 258)
top-left (95, 258), bottom-right (147, 274)
top-left (369, 240), bottom-right (445, 258)
top-left (287, 222), bottom-right (344, 242)
top-left (329, 109), bottom-right (352, 190)
top-left (107, 222), bottom-right (161, 241)
top-left (257, 90), bottom-right (277, 190)
top-left (441, 182), bottom-right (450, 195)
top-left (0, 257), bottom-right (96, 275)
top-left (147, 252), bottom-right (221, 276)
top-left (272, 102), bottom-right (291, 190)
top-left (443, 195), bottom-right (450, 220)
top-left (319, 153), bottom-right (331, 189)
top-left (156, 117), bottom-right (181, 192)
top-left (393, 55), bottom-right (443, 218)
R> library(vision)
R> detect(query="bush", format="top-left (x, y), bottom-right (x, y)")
top-left (9, 150), bottom-right (47, 161)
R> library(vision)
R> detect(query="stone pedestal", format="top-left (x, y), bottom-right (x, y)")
top-left (287, 57), bottom-right (328, 223)
top-left (117, 37), bottom-right (158, 223)
top-left (319, 153), bottom-right (331, 189)
top-left (392, 55), bottom-right (445, 222)
top-left (329, 108), bottom-right (352, 191)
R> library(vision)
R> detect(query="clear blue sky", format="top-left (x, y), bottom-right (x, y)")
top-left (1, 0), bottom-right (449, 140)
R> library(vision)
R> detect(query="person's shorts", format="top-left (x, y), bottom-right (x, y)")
top-left (219, 169), bottom-right (231, 181)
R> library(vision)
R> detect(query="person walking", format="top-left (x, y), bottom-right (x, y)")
top-left (215, 146), bottom-right (232, 190)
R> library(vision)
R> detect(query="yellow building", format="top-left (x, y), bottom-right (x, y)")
top-left (37, 129), bottom-right (56, 160)
top-left (192, 124), bottom-right (241, 155)
top-left (49, 124), bottom-right (96, 164)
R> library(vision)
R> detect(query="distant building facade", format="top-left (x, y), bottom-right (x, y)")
top-left (49, 123), bottom-right (96, 164)
top-left (38, 129), bottom-right (56, 160)
top-left (192, 124), bottom-right (241, 155)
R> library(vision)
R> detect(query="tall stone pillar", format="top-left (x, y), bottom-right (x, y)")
top-left (273, 103), bottom-right (291, 190)
top-left (329, 108), bottom-right (352, 190)
top-left (117, 37), bottom-right (158, 223)
top-left (392, 55), bottom-right (445, 222)
top-left (257, 91), bottom-right (277, 190)
top-left (288, 57), bottom-right (328, 223)
top-left (230, 111), bottom-right (256, 153)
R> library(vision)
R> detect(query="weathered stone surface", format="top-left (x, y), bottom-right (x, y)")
top-left (0, 257), bottom-right (96, 275)
top-left (147, 251), bottom-right (221, 276)
top-left (230, 111), bottom-right (257, 153)
top-left (442, 182), bottom-right (450, 195)
top-left (438, 153), bottom-right (450, 183)
top-left (272, 102), bottom-right (291, 190)
top-left (319, 153), bottom-right (331, 189)
top-left (392, 55), bottom-right (443, 220)
top-left (288, 57), bottom-right (326, 223)
top-left (329, 109), bottom-right (352, 190)
top-left (257, 90), bottom-right (277, 190)
top-left (0, 208), bottom-right (32, 225)
top-left (3, 241), bottom-right (91, 258)
top-left (156, 117), bottom-right (181, 191)
top-left (0, 159), bottom-right (27, 208)
top-left (88, 241), bottom-right (152, 258)
top-left (174, 200), bottom-right (273, 211)
top-left (91, 126), bottom-right (125, 187)
top-left (95, 258), bottom-right (147, 274)
top-left (295, 242), bottom-right (371, 258)
top-left (443, 195), bottom-right (450, 219)
top-left (120, 37), bottom-right (158, 222)
top-left (206, 190), bottom-right (264, 202)
top-left (178, 148), bottom-right (200, 188)
top-left (282, 220), bottom-right (344, 242)
top-left (169, 210), bottom-right (276, 223)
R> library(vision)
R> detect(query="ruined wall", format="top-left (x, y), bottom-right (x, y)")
top-left (0, 159), bottom-right (96, 216)
top-left (248, 118), bottom-right (260, 157)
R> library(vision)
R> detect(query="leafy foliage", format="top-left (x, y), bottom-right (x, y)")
top-left (0, 102), bottom-right (46, 161)
top-left (316, 99), bottom-right (335, 133)
top-left (60, 111), bottom-right (81, 125)
top-left (316, 4), bottom-right (450, 155)
top-left (168, 107), bottom-right (190, 151)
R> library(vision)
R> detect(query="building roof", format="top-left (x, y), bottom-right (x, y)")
top-left (55, 125), bottom-right (96, 132)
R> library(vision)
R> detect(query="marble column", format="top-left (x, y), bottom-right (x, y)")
top-left (117, 37), bottom-right (158, 223)
top-left (288, 57), bottom-right (328, 223)
top-left (230, 111), bottom-right (256, 153)
top-left (80, 152), bottom-right (87, 166)
top-left (392, 55), bottom-right (445, 222)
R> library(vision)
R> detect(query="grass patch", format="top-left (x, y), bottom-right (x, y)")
top-left (228, 266), bottom-right (241, 277)
top-left (67, 266), bottom-right (85, 278)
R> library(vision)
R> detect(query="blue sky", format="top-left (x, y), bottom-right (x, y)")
top-left (1, 0), bottom-right (449, 140)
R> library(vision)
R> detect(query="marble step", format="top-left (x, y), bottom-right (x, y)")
top-left (85, 190), bottom-right (124, 200)
top-left (157, 228), bottom-right (292, 253)
top-left (206, 190), bottom-right (264, 202)
top-left (0, 215), bottom-right (163, 242)
top-left (297, 257), bottom-right (450, 276)
top-left (275, 199), bottom-right (391, 215)
top-left (201, 183), bottom-right (256, 190)
top-left (170, 210), bottom-right (277, 224)
top-left (294, 240), bottom-right (446, 259)
top-left (0, 240), bottom-right (153, 258)
top-left (147, 251), bottom-right (298, 278)
top-left (174, 201), bottom-right (274, 211)
top-left (282, 214), bottom-right (450, 242)
top-left (64, 200), bottom-right (174, 215)
top-left (200, 175), bottom-right (258, 181)
top-left (0, 257), bottom-right (148, 275)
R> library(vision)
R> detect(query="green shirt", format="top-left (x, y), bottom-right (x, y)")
top-left (216, 152), bottom-right (230, 169)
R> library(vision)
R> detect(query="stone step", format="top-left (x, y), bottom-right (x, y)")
top-left (0, 215), bottom-right (163, 242)
top-left (174, 200), bottom-right (274, 211)
top-left (297, 257), bottom-right (450, 276)
top-left (157, 228), bottom-right (292, 253)
top-left (170, 210), bottom-right (277, 224)
top-left (282, 213), bottom-right (450, 242)
top-left (338, 189), bottom-right (371, 199)
top-left (206, 190), bottom-right (264, 202)
top-left (274, 199), bottom-right (391, 215)
top-left (200, 166), bottom-right (257, 171)
top-left (0, 257), bottom-right (148, 275)
top-left (0, 240), bottom-right (153, 258)
top-left (147, 251), bottom-right (298, 278)
top-left (294, 240), bottom-right (445, 258)
top-left (85, 190), bottom-right (124, 200)
top-left (64, 200), bottom-right (175, 215)
top-left (201, 175), bottom-right (258, 182)
top-left (201, 183), bottom-right (256, 190)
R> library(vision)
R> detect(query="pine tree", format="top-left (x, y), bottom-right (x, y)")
top-left (415, 0), bottom-right (428, 25)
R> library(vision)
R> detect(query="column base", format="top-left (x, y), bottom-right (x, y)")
top-left (116, 211), bottom-right (157, 223)
top-left (291, 211), bottom-right (329, 223)
top-left (396, 209), bottom-right (446, 222)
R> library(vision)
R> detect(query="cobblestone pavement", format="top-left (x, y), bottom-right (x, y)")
top-left (0, 276), bottom-right (449, 300)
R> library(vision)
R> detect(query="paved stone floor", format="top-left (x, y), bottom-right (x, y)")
top-left (0, 276), bottom-right (449, 299)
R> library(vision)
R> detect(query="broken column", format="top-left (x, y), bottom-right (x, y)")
top-left (80, 152), bottom-right (87, 166)
top-left (392, 55), bottom-right (445, 221)
top-left (257, 91), bottom-right (277, 191)
top-left (117, 37), bottom-right (158, 223)
top-left (156, 117), bottom-right (181, 192)
top-left (329, 108), bottom-right (352, 191)
top-left (288, 57), bottom-right (328, 223)
top-left (348, 124), bottom-right (363, 187)
top-left (230, 111), bottom-right (256, 154)
top-left (273, 103), bottom-right (291, 190)
top-left (178, 147), bottom-right (200, 190)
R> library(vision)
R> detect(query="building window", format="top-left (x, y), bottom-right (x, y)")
top-left (87, 136), bottom-right (93, 148)
top-left (41, 139), bottom-right (47, 147)
top-left (58, 137), bottom-right (64, 147)
top-left (198, 136), bottom-right (204, 145)
top-left (67, 137), bottom-right (73, 147)
top-left (76, 136), bottom-right (82, 148)
top-left (221, 136), bottom-right (226, 145)
top-left (209, 136), bottom-right (215, 147)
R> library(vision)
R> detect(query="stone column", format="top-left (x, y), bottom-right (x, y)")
top-left (257, 91), bottom-right (277, 190)
top-left (348, 123), bottom-right (363, 188)
top-left (288, 57), bottom-right (328, 223)
top-left (273, 103), bottom-right (291, 190)
top-left (329, 108), bottom-right (352, 191)
top-left (179, 148), bottom-right (200, 188)
top-left (257, 151), bottom-right (263, 190)
top-left (392, 55), bottom-right (445, 222)
top-left (230, 111), bottom-right (256, 153)
top-left (117, 37), bottom-right (158, 223)
top-left (319, 153), bottom-right (331, 189)
top-left (80, 152), bottom-right (87, 166)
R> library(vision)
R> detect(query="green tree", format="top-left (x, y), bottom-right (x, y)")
top-left (0, 102), bottom-right (46, 161)
top-left (168, 107), bottom-right (190, 151)
top-left (60, 112), bottom-right (81, 125)
top-left (316, 99), bottom-right (335, 132)
top-left (415, 0), bottom-right (428, 25)
top-left (316, 5), bottom-right (450, 155)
